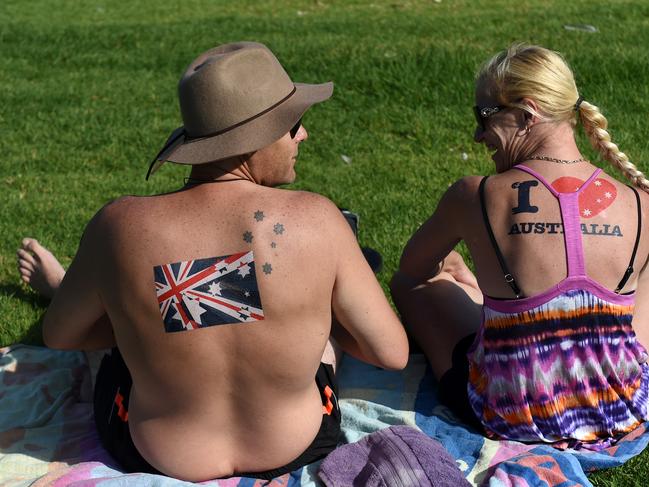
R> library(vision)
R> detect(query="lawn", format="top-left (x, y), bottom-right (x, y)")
top-left (1, 0), bottom-right (649, 484)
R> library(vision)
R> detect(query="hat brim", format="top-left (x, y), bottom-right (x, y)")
top-left (147, 81), bottom-right (333, 178)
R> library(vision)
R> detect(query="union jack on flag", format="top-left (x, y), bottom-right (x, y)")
top-left (154, 251), bottom-right (264, 333)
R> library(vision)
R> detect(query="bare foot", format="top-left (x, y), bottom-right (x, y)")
top-left (17, 238), bottom-right (66, 299)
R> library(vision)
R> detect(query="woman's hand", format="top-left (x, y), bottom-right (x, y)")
top-left (439, 251), bottom-right (480, 292)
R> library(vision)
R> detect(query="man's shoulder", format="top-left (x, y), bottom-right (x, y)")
top-left (262, 188), bottom-right (350, 238)
top-left (269, 188), bottom-right (341, 217)
top-left (98, 195), bottom-right (138, 212)
top-left (83, 196), bottom-right (144, 239)
top-left (91, 194), bottom-right (133, 220)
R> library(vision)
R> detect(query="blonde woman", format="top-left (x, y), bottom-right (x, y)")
top-left (391, 44), bottom-right (649, 449)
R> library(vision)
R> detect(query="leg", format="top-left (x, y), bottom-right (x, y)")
top-left (16, 238), bottom-right (66, 299)
top-left (17, 238), bottom-right (110, 369)
top-left (390, 263), bottom-right (482, 380)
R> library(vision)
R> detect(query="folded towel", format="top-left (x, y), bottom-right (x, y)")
top-left (318, 425), bottom-right (470, 487)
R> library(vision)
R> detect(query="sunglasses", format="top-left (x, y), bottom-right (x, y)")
top-left (290, 118), bottom-right (302, 138)
top-left (473, 105), bottom-right (506, 131)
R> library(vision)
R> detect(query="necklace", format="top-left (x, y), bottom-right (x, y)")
top-left (528, 155), bottom-right (585, 164)
top-left (183, 176), bottom-right (249, 186)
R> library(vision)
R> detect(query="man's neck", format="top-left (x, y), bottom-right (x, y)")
top-left (187, 157), bottom-right (258, 184)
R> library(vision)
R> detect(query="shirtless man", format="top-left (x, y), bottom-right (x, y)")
top-left (17, 42), bottom-right (408, 481)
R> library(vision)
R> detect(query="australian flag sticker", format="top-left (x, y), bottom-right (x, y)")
top-left (154, 251), bottom-right (264, 332)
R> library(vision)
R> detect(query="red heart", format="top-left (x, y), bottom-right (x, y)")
top-left (551, 176), bottom-right (617, 218)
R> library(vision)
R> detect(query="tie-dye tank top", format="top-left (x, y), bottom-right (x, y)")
top-left (467, 164), bottom-right (649, 449)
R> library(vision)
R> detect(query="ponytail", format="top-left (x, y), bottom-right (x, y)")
top-left (579, 101), bottom-right (649, 192)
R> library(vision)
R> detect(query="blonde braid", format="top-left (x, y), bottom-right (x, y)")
top-left (579, 101), bottom-right (649, 192)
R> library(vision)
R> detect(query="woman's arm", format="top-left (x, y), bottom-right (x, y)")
top-left (397, 176), bottom-right (481, 282)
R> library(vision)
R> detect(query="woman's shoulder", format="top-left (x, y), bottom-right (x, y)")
top-left (446, 175), bottom-right (484, 198)
top-left (435, 176), bottom-right (485, 214)
top-left (447, 173), bottom-right (516, 199)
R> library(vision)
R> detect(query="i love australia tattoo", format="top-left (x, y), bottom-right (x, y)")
top-left (508, 222), bottom-right (623, 237)
top-left (509, 179), bottom-right (621, 236)
top-left (511, 178), bottom-right (619, 217)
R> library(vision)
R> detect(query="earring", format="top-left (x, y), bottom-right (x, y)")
top-left (522, 125), bottom-right (531, 136)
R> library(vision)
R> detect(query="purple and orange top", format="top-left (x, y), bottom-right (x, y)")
top-left (468, 164), bottom-right (649, 449)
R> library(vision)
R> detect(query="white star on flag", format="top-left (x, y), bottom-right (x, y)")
top-left (184, 296), bottom-right (207, 326)
top-left (594, 180), bottom-right (602, 186)
top-left (208, 282), bottom-right (222, 296)
top-left (583, 209), bottom-right (591, 216)
top-left (605, 192), bottom-right (612, 199)
top-left (596, 198), bottom-right (602, 203)
top-left (237, 263), bottom-right (251, 278)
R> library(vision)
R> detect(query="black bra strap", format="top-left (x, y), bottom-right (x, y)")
top-left (615, 185), bottom-right (642, 293)
top-left (479, 177), bottom-right (523, 298)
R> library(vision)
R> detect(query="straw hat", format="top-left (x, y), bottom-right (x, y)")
top-left (146, 42), bottom-right (333, 179)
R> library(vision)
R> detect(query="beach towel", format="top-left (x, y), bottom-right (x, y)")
top-left (2, 344), bottom-right (648, 486)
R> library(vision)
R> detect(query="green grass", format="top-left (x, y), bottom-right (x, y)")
top-left (2, 0), bottom-right (649, 483)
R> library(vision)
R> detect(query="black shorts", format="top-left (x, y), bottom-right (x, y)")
top-left (437, 334), bottom-right (484, 432)
top-left (93, 348), bottom-right (341, 480)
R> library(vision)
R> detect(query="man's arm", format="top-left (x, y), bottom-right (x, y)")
top-left (42, 211), bottom-right (116, 350)
top-left (326, 204), bottom-right (408, 371)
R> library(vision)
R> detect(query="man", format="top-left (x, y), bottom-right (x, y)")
top-left (16, 42), bottom-right (408, 481)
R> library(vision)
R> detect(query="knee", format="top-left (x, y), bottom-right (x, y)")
top-left (391, 269), bottom-right (456, 296)
top-left (389, 271), bottom-right (415, 306)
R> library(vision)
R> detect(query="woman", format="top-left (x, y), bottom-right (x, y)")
top-left (391, 44), bottom-right (649, 449)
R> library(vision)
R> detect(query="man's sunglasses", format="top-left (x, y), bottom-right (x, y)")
top-left (290, 118), bottom-right (302, 138)
top-left (473, 105), bottom-right (506, 131)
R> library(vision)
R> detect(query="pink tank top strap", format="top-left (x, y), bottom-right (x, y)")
top-left (513, 164), bottom-right (602, 278)
top-left (513, 164), bottom-right (560, 197)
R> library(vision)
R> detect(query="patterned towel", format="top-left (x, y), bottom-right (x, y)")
top-left (2, 345), bottom-right (648, 486)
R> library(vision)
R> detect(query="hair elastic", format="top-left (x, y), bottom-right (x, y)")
top-left (574, 96), bottom-right (584, 111)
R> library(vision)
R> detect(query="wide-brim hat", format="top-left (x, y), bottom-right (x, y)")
top-left (146, 42), bottom-right (333, 179)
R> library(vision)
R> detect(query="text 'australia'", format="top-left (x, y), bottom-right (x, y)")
top-left (508, 222), bottom-right (622, 237)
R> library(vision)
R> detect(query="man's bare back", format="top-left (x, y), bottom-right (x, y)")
top-left (20, 42), bottom-right (408, 481)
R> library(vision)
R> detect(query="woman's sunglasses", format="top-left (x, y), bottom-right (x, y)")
top-left (473, 105), bottom-right (506, 131)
